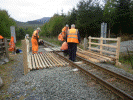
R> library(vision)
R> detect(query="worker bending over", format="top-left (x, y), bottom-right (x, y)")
top-left (8, 36), bottom-right (16, 54)
top-left (58, 24), bottom-right (69, 45)
top-left (66, 24), bottom-right (80, 62)
top-left (31, 27), bottom-right (41, 54)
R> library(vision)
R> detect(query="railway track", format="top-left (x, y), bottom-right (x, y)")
top-left (43, 40), bottom-right (133, 100)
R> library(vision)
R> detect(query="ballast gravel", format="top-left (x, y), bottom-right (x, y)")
top-left (2, 53), bottom-right (131, 100)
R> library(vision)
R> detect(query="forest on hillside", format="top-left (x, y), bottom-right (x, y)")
top-left (0, 0), bottom-right (133, 40)
top-left (40, 0), bottom-right (133, 38)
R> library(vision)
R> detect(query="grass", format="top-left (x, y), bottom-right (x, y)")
top-left (0, 40), bottom-right (22, 99)
top-left (16, 40), bottom-right (22, 47)
top-left (40, 36), bottom-right (62, 46)
top-left (0, 57), bottom-right (16, 99)
top-left (117, 52), bottom-right (133, 74)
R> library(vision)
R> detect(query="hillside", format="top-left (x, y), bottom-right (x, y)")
top-left (16, 17), bottom-right (51, 27)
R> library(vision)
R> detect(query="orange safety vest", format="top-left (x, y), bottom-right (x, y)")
top-left (32, 30), bottom-right (39, 39)
top-left (58, 33), bottom-right (63, 41)
top-left (62, 27), bottom-right (69, 39)
top-left (67, 29), bottom-right (79, 43)
top-left (8, 36), bottom-right (15, 51)
top-left (61, 42), bottom-right (68, 50)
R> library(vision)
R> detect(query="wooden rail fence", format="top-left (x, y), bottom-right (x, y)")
top-left (0, 38), bottom-right (9, 59)
top-left (83, 36), bottom-right (121, 65)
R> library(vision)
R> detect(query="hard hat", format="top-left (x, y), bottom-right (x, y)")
top-left (37, 27), bottom-right (41, 31)
top-left (66, 24), bottom-right (69, 27)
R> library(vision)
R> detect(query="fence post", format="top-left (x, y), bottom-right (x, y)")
top-left (84, 38), bottom-right (87, 50)
top-left (21, 39), bottom-right (28, 75)
top-left (115, 37), bottom-right (121, 66)
top-left (4, 38), bottom-right (9, 59)
top-left (25, 38), bottom-right (30, 72)
top-left (88, 36), bottom-right (91, 51)
top-left (100, 37), bottom-right (103, 54)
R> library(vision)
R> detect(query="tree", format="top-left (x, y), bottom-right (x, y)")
top-left (76, 0), bottom-right (103, 37)
top-left (113, 0), bottom-right (132, 36)
top-left (0, 9), bottom-right (16, 38)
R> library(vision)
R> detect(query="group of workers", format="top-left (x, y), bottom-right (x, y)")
top-left (0, 23), bottom-right (80, 62)
top-left (31, 24), bottom-right (80, 62)
top-left (59, 24), bottom-right (80, 62)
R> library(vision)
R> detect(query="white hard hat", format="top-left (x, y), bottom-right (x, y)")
top-left (66, 24), bottom-right (69, 27)
top-left (37, 27), bottom-right (41, 31)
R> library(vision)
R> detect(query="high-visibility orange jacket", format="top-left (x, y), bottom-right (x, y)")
top-left (0, 35), bottom-right (4, 39)
top-left (58, 33), bottom-right (63, 41)
top-left (8, 36), bottom-right (15, 51)
top-left (61, 26), bottom-right (69, 41)
top-left (67, 28), bottom-right (79, 43)
top-left (31, 30), bottom-right (39, 54)
top-left (32, 30), bottom-right (39, 39)
top-left (60, 42), bottom-right (68, 50)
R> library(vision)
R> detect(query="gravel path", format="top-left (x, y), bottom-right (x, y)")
top-left (7, 54), bottom-right (112, 100)
top-left (1, 40), bottom-right (132, 99)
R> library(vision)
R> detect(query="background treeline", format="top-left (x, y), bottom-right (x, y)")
top-left (0, 0), bottom-right (133, 41)
top-left (0, 9), bottom-right (34, 40)
top-left (40, 0), bottom-right (133, 38)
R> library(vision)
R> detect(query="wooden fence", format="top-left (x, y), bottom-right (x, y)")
top-left (84, 36), bottom-right (121, 65)
top-left (21, 38), bottom-right (30, 75)
top-left (0, 38), bottom-right (9, 59)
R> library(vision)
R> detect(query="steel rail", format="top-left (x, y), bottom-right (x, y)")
top-left (76, 55), bottom-right (133, 86)
top-left (43, 40), bottom-right (133, 99)
top-left (53, 51), bottom-right (133, 100)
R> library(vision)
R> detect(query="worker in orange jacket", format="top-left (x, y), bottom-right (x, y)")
top-left (0, 35), bottom-right (4, 40)
top-left (0, 35), bottom-right (4, 52)
top-left (58, 33), bottom-right (63, 41)
top-left (31, 27), bottom-right (41, 54)
top-left (60, 42), bottom-right (68, 56)
top-left (66, 24), bottom-right (80, 62)
top-left (61, 24), bottom-right (69, 42)
top-left (8, 36), bottom-right (16, 54)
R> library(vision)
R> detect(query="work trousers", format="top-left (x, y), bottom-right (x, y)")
top-left (68, 43), bottom-right (77, 62)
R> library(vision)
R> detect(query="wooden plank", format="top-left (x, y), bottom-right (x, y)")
top-left (42, 53), bottom-right (52, 67)
top-left (88, 42), bottom-right (117, 48)
top-left (89, 36), bottom-right (91, 51)
top-left (52, 53), bottom-right (69, 66)
top-left (40, 53), bottom-right (49, 68)
top-left (51, 53), bottom-right (66, 66)
top-left (78, 50), bottom-right (113, 61)
top-left (4, 38), bottom-right (9, 59)
top-left (100, 37), bottom-right (103, 54)
top-left (77, 51), bottom-right (109, 62)
top-left (36, 54), bottom-right (43, 69)
top-left (77, 52), bottom-right (107, 62)
top-left (28, 54), bottom-right (32, 70)
top-left (115, 37), bottom-right (121, 65)
top-left (77, 52), bottom-right (104, 63)
top-left (88, 47), bottom-right (116, 55)
top-left (21, 40), bottom-right (28, 75)
top-left (38, 54), bottom-right (46, 68)
top-left (44, 53), bottom-right (55, 67)
top-left (88, 50), bottom-right (116, 60)
top-left (0, 46), bottom-right (5, 49)
top-left (88, 37), bottom-right (117, 41)
top-left (32, 55), bottom-right (36, 69)
top-left (34, 54), bottom-right (40, 69)
top-left (47, 53), bottom-right (60, 67)
top-left (49, 53), bottom-right (63, 67)
top-left (0, 42), bottom-right (4, 45)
